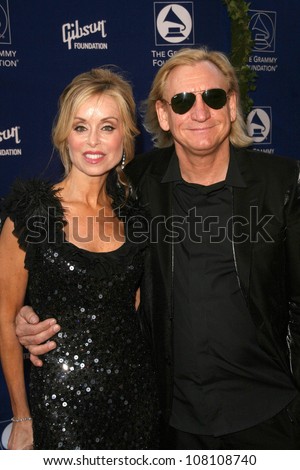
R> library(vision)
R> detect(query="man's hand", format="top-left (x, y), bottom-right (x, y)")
top-left (16, 306), bottom-right (61, 366)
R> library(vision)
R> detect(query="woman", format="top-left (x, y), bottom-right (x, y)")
top-left (0, 67), bottom-right (160, 450)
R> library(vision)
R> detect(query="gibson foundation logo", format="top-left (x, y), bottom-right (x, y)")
top-left (0, 125), bottom-right (22, 156)
top-left (62, 18), bottom-right (108, 50)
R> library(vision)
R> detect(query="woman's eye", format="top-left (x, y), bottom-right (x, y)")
top-left (102, 125), bottom-right (115, 131)
top-left (72, 123), bottom-right (116, 133)
top-left (74, 125), bottom-right (87, 132)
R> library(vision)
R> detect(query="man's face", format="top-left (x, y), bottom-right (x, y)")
top-left (156, 61), bottom-right (237, 160)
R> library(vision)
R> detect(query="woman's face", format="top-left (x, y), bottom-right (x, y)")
top-left (67, 93), bottom-right (124, 178)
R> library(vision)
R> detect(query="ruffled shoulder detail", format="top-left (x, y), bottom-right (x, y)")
top-left (111, 187), bottom-right (150, 248)
top-left (1, 179), bottom-right (65, 250)
top-left (118, 206), bottom-right (149, 248)
top-left (58, 235), bottom-right (146, 282)
top-left (107, 169), bottom-right (151, 229)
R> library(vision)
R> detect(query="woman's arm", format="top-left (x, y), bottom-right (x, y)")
top-left (0, 218), bottom-right (33, 449)
top-left (135, 287), bottom-right (141, 311)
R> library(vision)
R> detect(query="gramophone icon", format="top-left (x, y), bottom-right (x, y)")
top-left (163, 6), bottom-right (187, 37)
top-left (247, 108), bottom-right (271, 143)
top-left (249, 110), bottom-right (266, 138)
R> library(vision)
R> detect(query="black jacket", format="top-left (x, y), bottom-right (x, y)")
top-left (125, 145), bottom-right (300, 424)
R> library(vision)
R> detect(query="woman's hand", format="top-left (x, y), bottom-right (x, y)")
top-left (8, 421), bottom-right (33, 450)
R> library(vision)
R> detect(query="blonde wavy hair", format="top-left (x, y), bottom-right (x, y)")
top-left (52, 66), bottom-right (139, 188)
top-left (142, 47), bottom-right (253, 148)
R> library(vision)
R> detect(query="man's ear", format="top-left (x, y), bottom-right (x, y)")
top-left (155, 100), bottom-right (170, 131)
top-left (229, 91), bottom-right (237, 123)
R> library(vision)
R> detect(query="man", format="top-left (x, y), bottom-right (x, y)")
top-left (15, 47), bottom-right (300, 449)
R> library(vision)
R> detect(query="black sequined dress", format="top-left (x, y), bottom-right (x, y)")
top-left (2, 179), bottom-right (160, 450)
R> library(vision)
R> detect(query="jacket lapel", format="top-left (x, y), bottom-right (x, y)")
top-left (232, 149), bottom-right (262, 300)
top-left (147, 164), bottom-right (174, 314)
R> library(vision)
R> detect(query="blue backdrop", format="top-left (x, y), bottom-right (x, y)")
top-left (0, 0), bottom-right (299, 449)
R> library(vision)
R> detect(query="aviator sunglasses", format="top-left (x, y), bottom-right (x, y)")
top-left (165, 88), bottom-right (228, 115)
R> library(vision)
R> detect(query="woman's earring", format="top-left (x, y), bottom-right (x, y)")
top-left (121, 151), bottom-right (126, 169)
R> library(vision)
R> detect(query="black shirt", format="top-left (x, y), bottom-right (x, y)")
top-left (162, 151), bottom-right (297, 436)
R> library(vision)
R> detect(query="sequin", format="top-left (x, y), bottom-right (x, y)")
top-left (8, 179), bottom-right (160, 450)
